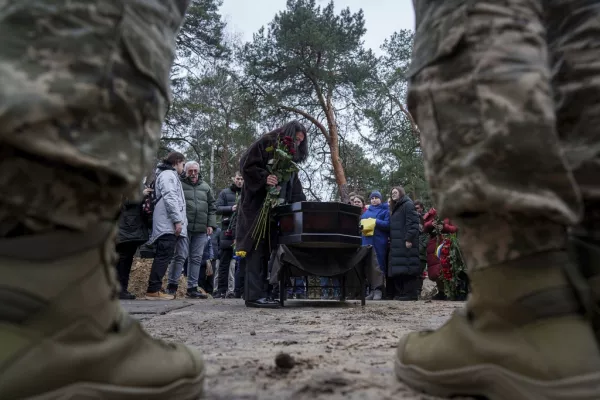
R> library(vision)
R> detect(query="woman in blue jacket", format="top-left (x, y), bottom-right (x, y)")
top-left (360, 191), bottom-right (390, 300)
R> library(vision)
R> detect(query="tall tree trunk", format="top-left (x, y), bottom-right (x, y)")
top-left (221, 120), bottom-right (231, 180)
top-left (209, 144), bottom-right (215, 186)
top-left (279, 101), bottom-right (350, 203)
top-left (220, 144), bottom-right (229, 175)
top-left (326, 114), bottom-right (349, 203)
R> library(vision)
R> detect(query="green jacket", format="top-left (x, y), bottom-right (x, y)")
top-left (181, 176), bottom-right (217, 234)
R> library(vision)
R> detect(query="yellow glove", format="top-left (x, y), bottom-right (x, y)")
top-left (361, 218), bottom-right (376, 236)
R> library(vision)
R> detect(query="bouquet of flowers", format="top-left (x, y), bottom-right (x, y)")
top-left (234, 250), bottom-right (246, 260)
top-left (251, 135), bottom-right (299, 249)
top-left (432, 215), bottom-right (445, 236)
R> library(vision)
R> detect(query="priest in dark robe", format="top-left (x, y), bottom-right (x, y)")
top-left (236, 120), bottom-right (308, 308)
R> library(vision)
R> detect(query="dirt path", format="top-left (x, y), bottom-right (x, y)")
top-left (125, 298), bottom-right (470, 399)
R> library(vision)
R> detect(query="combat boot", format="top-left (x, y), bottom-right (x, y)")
top-left (395, 250), bottom-right (600, 400)
top-left (569, 234), bottom-right (600, 341)
top-left (0, 227), bottom-right (204, 400)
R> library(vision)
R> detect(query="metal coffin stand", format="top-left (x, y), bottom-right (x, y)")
top-left (272, 201), bottom-right (368, 306)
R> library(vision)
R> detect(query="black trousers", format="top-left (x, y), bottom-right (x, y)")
top-left (235, 257), bottom-right (245, 297)
top-left (115, 241), bottom-right (144, 292)
top-left (244, 241), bottom-right (269, 302)
top-left (393, 275), bottom-right (420, 299)
top-left (147, 234), bottom-right (177, 293)
top-left (217, 247), bottom-right (233, 293)
top-left (198, 261), bottom-right (213, 293)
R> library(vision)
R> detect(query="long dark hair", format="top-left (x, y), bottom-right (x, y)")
top-left (263, 120), bottom-right (309, 163)
top-left (389, 186), bottom-right (406, 214)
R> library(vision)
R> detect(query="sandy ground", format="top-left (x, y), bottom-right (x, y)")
top-left (123, 294), bottom-right (469, 400)
top-left (129, 258), bottom-right (191, 298)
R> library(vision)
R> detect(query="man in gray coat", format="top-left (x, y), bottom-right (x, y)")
top-left (145, 152), bottom-right (187, 300)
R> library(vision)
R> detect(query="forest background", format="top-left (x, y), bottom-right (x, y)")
top-left (159, 0), bottom-right (427, 204)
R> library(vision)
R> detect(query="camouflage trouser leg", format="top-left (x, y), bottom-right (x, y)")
top-left (0, 0), bottom-right (187, 247)
top-left (547, 0), bottom-right (600, 243)
top-left (408, 0), bottom-right (600, 270)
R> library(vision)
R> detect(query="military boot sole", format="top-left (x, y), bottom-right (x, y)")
top-left (25, 373), bottom-right (204, 400)
top-left (394, 336), bottom-right (600, 400)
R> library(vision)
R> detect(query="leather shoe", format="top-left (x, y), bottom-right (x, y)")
top-left (245, 298), bottom-right (280, 308)
top-left (119, 291), bottom-right (136, 300)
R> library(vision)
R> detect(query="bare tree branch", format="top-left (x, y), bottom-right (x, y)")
top-left (160, 137), bottom-right (202, 160)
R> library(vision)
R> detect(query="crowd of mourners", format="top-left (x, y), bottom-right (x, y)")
top-left (114, 151), bottom-right (244, 301)
top-left (349, 191), bottom-right (458, 301)
top-left (113, 121), bottom-right (458, 306)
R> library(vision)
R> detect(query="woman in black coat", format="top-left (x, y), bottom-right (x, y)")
top-left (115, 197), bottom-right (149, 299)
top-left (388, 186), bottom-right (421, 300)
top-left (236, 120), bottom-right (308, 308)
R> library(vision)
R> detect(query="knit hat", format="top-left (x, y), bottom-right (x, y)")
top-left (369, 191), bottom-right (382, 200)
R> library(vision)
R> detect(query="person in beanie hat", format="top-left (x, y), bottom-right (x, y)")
top-left (360, 190), bottom-right (390, 300)
top-left (370, 191), bottom-right (383, 202)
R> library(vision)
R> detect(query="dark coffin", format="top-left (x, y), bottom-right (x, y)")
top-left (273, 201), bottom-right (362, 248)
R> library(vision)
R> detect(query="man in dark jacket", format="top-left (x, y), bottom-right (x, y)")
top-left (388, 186), bottom-right (421, 301)
top-left (214, 172), bottom-right (243, 298)
top-left (236, 120), bottom-right (308, 308)
top-left (115, 196), bottom-right (149, 299)
top-left (414, 200), bottom-right (425, 217)
top-left (228, 203), bottom-right (245, 298)
top-left (166, 161), bottom-right (217, 299)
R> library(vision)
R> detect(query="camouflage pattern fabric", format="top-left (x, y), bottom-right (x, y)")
top-left (0, 0), bottom-right (188, 237)
top-left (408, 0), bottom-right (600, 270)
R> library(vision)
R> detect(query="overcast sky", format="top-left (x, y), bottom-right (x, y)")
top-left (219, 0), bottom-right (415, 54)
